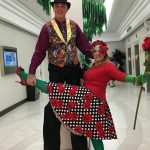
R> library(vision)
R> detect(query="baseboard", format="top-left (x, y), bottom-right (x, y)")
top-left (0, 99), bottom-right (27, 117)
top-left (61, 149), bottom-right (72, 150)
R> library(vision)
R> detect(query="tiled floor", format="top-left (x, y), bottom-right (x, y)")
top-left (0, 82), bottom-right (150, 150)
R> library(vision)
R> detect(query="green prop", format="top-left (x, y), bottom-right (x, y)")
top-left (82, 0), bottom-right (107, 41)
top-left (20, 71), bottom-right (48, 94)
top-left (37, 0), bottom-right (51, 15)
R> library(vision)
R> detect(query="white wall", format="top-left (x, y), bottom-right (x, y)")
top-left (124, 24), bottom-right (150, 92)
top-left (124, 25), bottom-right (148, 75)
top-left (0, 20), bottom-right (39, 111)
top-left (107, 41), bottom-right (125, 55)
top-left (106, 41), bottom-right (126, 71)
top-left (67, 0), bottom-right (83, 30)
top-left (0, 0), bottom-right (53, 112)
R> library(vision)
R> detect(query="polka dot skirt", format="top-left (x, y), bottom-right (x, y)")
top-left (48, 82), bottom-right (117, 140)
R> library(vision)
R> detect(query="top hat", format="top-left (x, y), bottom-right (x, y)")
top-left (50, 0), bottom-right (71, 9)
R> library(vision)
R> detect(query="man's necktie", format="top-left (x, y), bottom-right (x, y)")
top-left (60, 23), bottom-right (67, 42)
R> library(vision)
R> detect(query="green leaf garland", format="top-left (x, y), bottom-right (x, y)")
top-left (37, 0), bottom-right (51, 15)
top-left (82, 0), bottom-right (107, 41)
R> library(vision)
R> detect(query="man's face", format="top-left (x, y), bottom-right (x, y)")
top-left (53, 3), bottom-right (68, 21)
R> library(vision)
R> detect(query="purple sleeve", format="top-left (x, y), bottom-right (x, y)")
top-left (29, 24), bottom-right (49, 74)
top-left (76, 24), bottom-right (93, 58)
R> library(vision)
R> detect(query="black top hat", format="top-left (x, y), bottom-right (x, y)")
top-left (50, 0), bottom-right (71, 9)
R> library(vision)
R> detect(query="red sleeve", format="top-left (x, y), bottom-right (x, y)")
top-left (106, 62), bottom-right (127, 82)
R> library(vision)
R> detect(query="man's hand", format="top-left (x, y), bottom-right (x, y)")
top-left (27, 74), bottom-right (36, 86)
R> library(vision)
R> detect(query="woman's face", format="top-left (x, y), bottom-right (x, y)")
top-left (53, 3), bottom-right (68, 21)
top-left (92, 45), bottom-right (105, 62)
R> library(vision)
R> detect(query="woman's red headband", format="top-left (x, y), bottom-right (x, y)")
top-left (91, 40), bottom-right (108, 55)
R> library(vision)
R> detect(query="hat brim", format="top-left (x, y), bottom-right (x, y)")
top-left (50, 2), bottom-right (71, 9)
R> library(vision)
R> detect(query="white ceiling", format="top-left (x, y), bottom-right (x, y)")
top-left (16, 0), bottom-right (136, 35)
top-left (106, 0), bottom-right (136, 33)
top-left (17, 0), bottom-right (51, 22)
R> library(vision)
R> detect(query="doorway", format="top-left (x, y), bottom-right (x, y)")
top-left (134, 44), bottom-right (140, 76)
top-left (128, 47), bottom-right (132, 74)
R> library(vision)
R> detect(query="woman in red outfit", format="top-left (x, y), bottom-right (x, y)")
top-left (82, 40), bottom-right (127, 149)
top-left (16, 40), bottom-right (146, 150)
top-left (82, 40), bottom-right (146, 149)
top-left (83, 41), bottom-right (126, 102)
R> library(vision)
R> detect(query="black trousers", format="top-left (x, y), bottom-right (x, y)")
top-left (43, 63), bottom-right (87, 150)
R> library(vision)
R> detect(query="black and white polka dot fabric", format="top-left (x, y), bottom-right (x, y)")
top-left (48, 82), bottom-right (117, 140)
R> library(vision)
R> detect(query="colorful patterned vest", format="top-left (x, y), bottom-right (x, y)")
top-left (46, 18), bottom-right (79, 67)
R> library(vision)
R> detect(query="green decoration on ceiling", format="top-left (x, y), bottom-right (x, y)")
top-left (37, 0), bottom-right (51, 15)
top-left (80, 0), bottom-right (107, 69)
top-left (82, 0), bottom-right (107, 41)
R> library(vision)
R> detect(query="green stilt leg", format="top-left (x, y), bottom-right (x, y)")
top-left (20, 71), bottom-right (48, 94)
top-left (90, 138), bottom-right (104, 150)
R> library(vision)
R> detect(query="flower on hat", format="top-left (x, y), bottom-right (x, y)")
top-left (91, 40), bottom-right (108, 54)
top-left (91, 40), bottom-right (107, 47)
top-left (142, 37), bottom-right (150, 52)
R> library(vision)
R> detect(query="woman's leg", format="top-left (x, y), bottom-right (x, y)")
top-left (90, 138), bottom-right (104, 150)
top-left (20, 71), bottom-right (48, 94)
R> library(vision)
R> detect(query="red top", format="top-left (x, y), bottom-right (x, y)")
top-left (83, 61), bottom-right (127, 102)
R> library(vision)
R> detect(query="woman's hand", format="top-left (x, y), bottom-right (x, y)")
top-left (135, 74), bottom-right (147, 85)
top-left (125, 74), bottom-right (146, 85)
